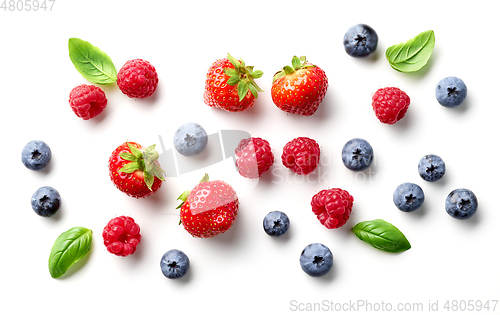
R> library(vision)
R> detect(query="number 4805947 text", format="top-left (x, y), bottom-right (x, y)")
top-left (1, 0), bottom-right (56, 11)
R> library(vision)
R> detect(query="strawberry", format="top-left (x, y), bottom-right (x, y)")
top-left (177, 174), bottom-right (239, 238)
top-left (108, 142), bottom-right (165, 198)
top-left (271, 56), bottom-right (328, 116)
top-left (203, 53), bottom-right (263, 112)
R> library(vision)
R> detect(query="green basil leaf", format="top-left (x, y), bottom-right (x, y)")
top-left (68, 38), bottom-right (117, 84)
top-left (48, 227), bottom-right (92, 278)
top-left (352, 219), bottom-right (411, 253)
top-left (386, 30), bottom-right (435, 73)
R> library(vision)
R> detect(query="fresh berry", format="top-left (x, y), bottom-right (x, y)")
top-left (372, 87), bottom-right (411, 124)
top-left (160, 249), bottom-right (190, 279)
top-left (418, 154), bottom-right (445, 182)
top-left (235, 137), bottom-right (274, 178)
top-left (393, 182), bottom-right (425, 212)
top-left (343, 24), bottom-right (378, 58)
top-left (311, 188), bottom-right (354, 229)
top-left (102, 216), bottom-right (141, 257)
top-left (68, 84), bottom-right (107, 120)
top-left (271, 56), bottom-right (328, 116)
top-left (281, 137), bottom-right (320, 175)
top-left (117, 59), bottom-right (158, 98)
top-left (300, 243), bottom-right (333, 277)
top-left (445, 188), bottom-right (478, 220)
top-left (31, 186), bottom-right (61, 217)
top-left (203, 53), bottom-right (263, 112)
top-left (263, 211), bottom-right (290, 237)
top-left (108, 142), bottom-right (165, 198)
top-left (173, 122), bottom-right (208, 157)
top-left (341, 138), bottom-right (373, 171)
top-left (21, 140), bottom-right (51, 171)
top-left (178, 174), bottom-right (238, 238)
top-left (436, 76), bottom-right (467, 108)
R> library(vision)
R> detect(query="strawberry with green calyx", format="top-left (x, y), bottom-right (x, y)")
top-left (177, 174), bottom-right (239, 238)
top-left (271, 56), bottom-right (328, 116)
top-left (108, 141), bottom-right (165, 199)
top-left (203, 53), bottom-right (264, 112)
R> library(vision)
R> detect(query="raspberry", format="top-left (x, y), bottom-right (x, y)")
top-left (372, 87), bottom-right (410, 124)
top-left (311, 188), bottom-right (354, 229)
top-left (68, 84), bottom-right (107, 120)
top-left (102, 216), bottom-right (141, 257)
top-left (281, 137), bottom-right (320, 175)
top-left (117, 59), bottom-right (158, 98)
top-left (235, 137), bottom-right (274, 178)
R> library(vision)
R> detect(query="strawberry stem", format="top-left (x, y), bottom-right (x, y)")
top-left (224, 53), bottom-right (264, 101)
top-left (119, 142), bottom-right (165, 191)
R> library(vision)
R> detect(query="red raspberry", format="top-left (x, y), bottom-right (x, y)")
top-left (311, 188), bottom-right (354, 229)
top-left (281, 137), bottom-right (320, 175)
top-left (372, 87), bottom-right (410, 124)
top-left (102, 216), bottom-right (141, 257)
top-left (117, 59), bottom-right (158, 98)
top-left (235, 137), bottom-right (274, 178)
top-left (68, 84), bottom-right (107, 120)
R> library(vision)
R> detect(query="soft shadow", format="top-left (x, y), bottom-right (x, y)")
top-left (314, 261), bottom-right (338, 284)
top-left (138, 85), bottom-right (161, 106)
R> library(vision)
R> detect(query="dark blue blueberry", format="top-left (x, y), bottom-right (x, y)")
top-left (343, 24), bottom-right (378, 58)
top-left (160, 249), bottom-right (190, 279)
top-left (418, 154), bottom-right (445, 182)
top-left (341, 138), bottom-right (373, 171)
top-left (445, 188), bottom-right (478, 220)
top-left (31, 186), bottom-right (61, 217)
top-left (263, 211), bottom-right (290, 237)
top-left (173, 123), bottom-right (208, 157)
top-left (393, 182), bottom-right (425, 212)
top-left (300, 243), bottom-right (333, 277)
top-left (21, 140), bottom-right (51, 171)
top-left (436, 76), bottom-right (467, 108)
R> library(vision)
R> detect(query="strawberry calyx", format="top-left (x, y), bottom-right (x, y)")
top-left (119, 142), bottom-right (165, 191)
top-left (176, 173), bottom-right (209, 209)
top-left (272, 56), bottom-right (316, 84)
top-left (224, 53), bottom-right (264, 101)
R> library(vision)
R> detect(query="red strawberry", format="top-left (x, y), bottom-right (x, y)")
top-left (203, 53), bottom-right (263, 112)
top-left (177, 174), bottom-right (239, 238)
top-left (108, 141), bottom-right (165, 198)
top-left (271, 56), bottom-right (328, 116)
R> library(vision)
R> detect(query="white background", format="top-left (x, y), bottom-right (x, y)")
top-left (2, 0), bottom-right (499, 314)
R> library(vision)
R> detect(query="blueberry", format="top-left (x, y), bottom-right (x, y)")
top-left (173, 123), bottom-right (208, 157)
top-left (21, 140), bottom-right (51, 171)
top-left (445, 188), bottom-right (478, 220)
top-left (341, 138), bottom-right (373, 171)
top-left (343, 24), bottom-right (378, 58)
top-left (263, 211), bottom-right (290, 237)
top-left (436, 76), bottom-right (467, 108)
top-left (418, 154), bottom-right (445, 182)
top-left (160, 249), bottom-right (190, 279)
top-left (31, 186), bottom-right (61, 217)
top-left (299, 243), bottom-right (333, 277)
top-left (393, 183), bottom-right (425, 212)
